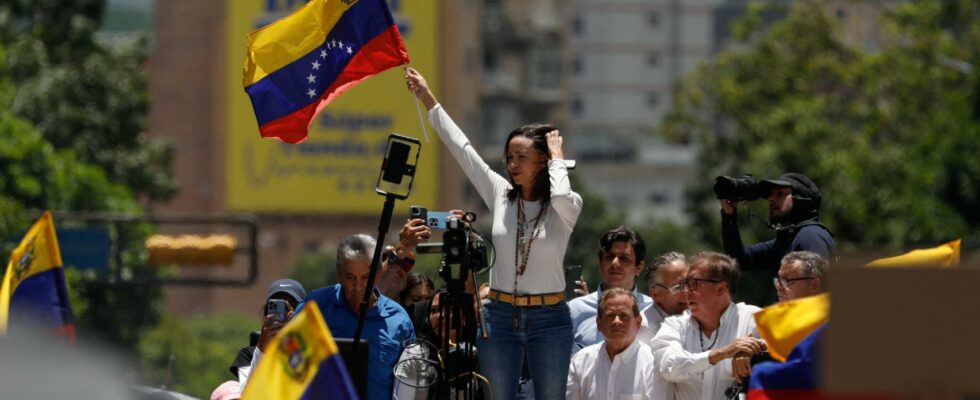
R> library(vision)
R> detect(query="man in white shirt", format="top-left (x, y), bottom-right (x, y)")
top-left (775, 251), bottom-right (827, 302)
top-left (569, 226), bottom-right (653, 351)
top-left (567, 287), bottom-right (663, 400)
top-left (651, 252), bottom-right (767, 400)
top-left (639, 251), bottom-right (689, 342)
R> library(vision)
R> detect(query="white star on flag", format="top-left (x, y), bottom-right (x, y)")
top-left (307, 88), bottom-right (316, 98)
top-left (331, 39), bottom-right (337, 48)
top-left (311, 60), bottom-right (320, 70)
top-left (338, 40), bottom-right (344, 48)
top-left (307, 74), bottom-right (316, 84)
top-left (320, 49), bottom-right (327, 58)
top-left (346, 46), bottom-right (353, 55)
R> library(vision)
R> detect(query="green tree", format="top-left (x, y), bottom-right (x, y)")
top-left (660, 0), bottom-right (980, 302)
top-left (662, 0), bottom-right (980, 250)
top-left (139, 313), bottom-right (258, 398)
top-left (0, 1), bottom-right (177, 350)
top-left (0, 0), bottom-right (177, 202)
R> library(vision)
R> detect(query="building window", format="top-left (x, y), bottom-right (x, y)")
top-left (572, 56), bottom-right (583, 74)
top-left (649, 192), bottom-right (668, 205)
top-left (527, 45), bottom-right (561, 90)
top-left (573, 15), bottom-right (584, 34)
top-left (572, 97), bottom-right (583, 116)
top-left (648, 12), bottom-right (660, 27)
top-left (647, 93), bottom-right (659, 108)
top-left (647, 52), bottom-right (660, 67)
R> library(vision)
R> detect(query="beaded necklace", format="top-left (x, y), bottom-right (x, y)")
top-left (514, 197), bottom-right (547, 277)
top-left (696, 320), bottom-right (720, 351)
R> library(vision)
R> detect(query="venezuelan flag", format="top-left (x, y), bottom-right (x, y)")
top-left (748, 324), bottom-right (825, 400)
top-left (243, 0), bottom-right (409, 144)
top-left (242, 300), bottom-right (358, 400)
top-left (0, 212), bottom-right (75, 340)
top-left (754, 293), bottom-right (830, 362)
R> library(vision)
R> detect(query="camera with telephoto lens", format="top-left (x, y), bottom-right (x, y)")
top-left (714, 175), bottom-right (762, 202)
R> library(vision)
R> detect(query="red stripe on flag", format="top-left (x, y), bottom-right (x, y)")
top-left (259, 25), bottom-right (409, 143)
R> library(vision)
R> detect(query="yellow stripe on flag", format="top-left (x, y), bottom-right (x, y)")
top-left (242, 300), bottom-right (339, 399)
top-left (753, 293), bottom-right (830, 362)
top-left (242, 0), bottom-right (357, 87)
top-left (0, 212), bottom-right (64, 334)
top-left (865, 239), bottom-right (961, 268)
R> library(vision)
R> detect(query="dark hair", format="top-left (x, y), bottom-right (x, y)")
top-left (597, 226), bottom-right (646, 266)
top-left (400, 272), bottom-right (435, 301)
top-left (597, 287), bottom-right (640, 317)
top-left (689, 252), bottom-right (739, 298)
top-left (645, 251), bottom-right (687, 290)
top-left (504, 123), bottom-right (555, 204)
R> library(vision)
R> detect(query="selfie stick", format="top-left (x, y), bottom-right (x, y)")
top-left (352, 134), bottom-right (420, 361)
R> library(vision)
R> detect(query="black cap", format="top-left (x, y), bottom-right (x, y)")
top-left (758, 172), bottom-right (822, 209)
top-left (267, 278), bottom-right (306, 303)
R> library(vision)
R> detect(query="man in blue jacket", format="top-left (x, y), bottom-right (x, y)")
top-left (719, 172), bottom-right (835, 274)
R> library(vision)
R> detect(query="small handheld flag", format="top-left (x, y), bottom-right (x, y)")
top-left (0, 212), bottom-right (75, 341)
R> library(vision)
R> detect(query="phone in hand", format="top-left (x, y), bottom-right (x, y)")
top-left (564, 265), bottom-right (583, 300)
top-left (409, 205), bottom-right (451, 230)
top-left (267, 299), bottom-right (288, 323)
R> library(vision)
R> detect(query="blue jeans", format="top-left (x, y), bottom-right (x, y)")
top-left (479, 300), bottom-right (573, 399)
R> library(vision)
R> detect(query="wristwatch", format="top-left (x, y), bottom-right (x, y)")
top-left (386, 249), bottom-right (415, 271)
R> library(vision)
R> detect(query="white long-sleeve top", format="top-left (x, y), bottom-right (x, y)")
top-left (429, 104), bottom-right (583, 294)
top-left (566, 339), bottom-right (665, 400)
top-left (650, 302), bottom-right (760, 400)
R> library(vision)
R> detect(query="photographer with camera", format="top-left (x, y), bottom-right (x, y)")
top-left (407, 67), bottom-right (583, 399)
top-left (717, 172), bottom-right (835, 276)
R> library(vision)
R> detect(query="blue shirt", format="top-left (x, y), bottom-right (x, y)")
top-left (568, 285), bottom-right (653, 351)
top-left (297, 284), bottom-right (415, 400)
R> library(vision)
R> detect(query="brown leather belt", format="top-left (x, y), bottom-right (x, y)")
top-left (489, 289), bottom-right (565, 307)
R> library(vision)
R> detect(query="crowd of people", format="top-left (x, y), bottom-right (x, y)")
top-left (211, 67), bottom-right (836, 400)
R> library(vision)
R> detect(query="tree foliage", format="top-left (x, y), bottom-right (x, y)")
top-left (661, 0), bottom-right (980, 253)
top-left (139, 313), bottom-right (258, 398)
top-left (0, 0), bottom-right (177, 202)
top-left (0, 0), bottom-right (176, 351)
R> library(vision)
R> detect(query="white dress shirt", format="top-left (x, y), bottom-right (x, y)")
top-left (569, 286), bottom-right (653, 350)
top-left (638, 303), bottom-right (673, 345)
top-left (650, 302), bottom-right (760, 400)
top-left (429, 104), bottom-right (583, 294)
top-left (566, 339), bottom-right (666, 400)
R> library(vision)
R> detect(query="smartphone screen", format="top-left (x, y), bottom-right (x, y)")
top-left (564, 265), bottom-right (583, 299)
top-left (382, 141), bottom-right (411, 184)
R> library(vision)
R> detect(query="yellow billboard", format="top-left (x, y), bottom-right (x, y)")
top-left (225, 0), bottom-right (439, 213)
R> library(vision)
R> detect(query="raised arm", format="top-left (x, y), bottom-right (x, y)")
top-left (405, 67), bottom-right (508, 208)
top-left (545, 130), bottom-right (583, 228)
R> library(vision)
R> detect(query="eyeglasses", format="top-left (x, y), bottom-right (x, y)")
top-left (773, 276), bottom-right (815, 288)
top-left (655, 283), bottom-right (685, 294)
top-left (678, 277), bottom-right (722, 292)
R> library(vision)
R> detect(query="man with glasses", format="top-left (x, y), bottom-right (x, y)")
top-left (639, 252), bottom-right (689, 342)
top-left (775, 251), bottom-right (827, 302)
top-left (568, 226), bottom-right (654, 351)
top-left (651, 252), bottom-right (766, 400)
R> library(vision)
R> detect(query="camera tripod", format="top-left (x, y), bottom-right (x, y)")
top-left (431, 264), bottom-right (487, 400)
